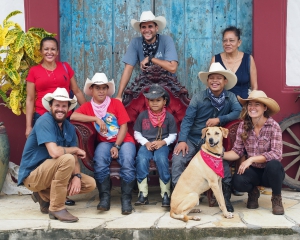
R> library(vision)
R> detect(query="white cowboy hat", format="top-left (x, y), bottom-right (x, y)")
top-left (42, 87), bottom-right (77, 111)
top-left (237, 90), bottom-right (280, 116)
top-left (131, 11), bottom-right (166, 32)
top-left (84, 73), bottom-right (115, 97)
top-left (198, 62), bottom-right (237, 90)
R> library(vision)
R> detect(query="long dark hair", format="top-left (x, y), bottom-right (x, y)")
top-left (240, 102), bottom-right (270, 141)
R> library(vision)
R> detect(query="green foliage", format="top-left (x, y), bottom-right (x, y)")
top-left (0, 10), bottom-right (55, 115)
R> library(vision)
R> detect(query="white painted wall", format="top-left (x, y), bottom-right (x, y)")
top-left (286, 0), bottom-right (300, 86)
top-left (0, 0), bottom-right (25, 30)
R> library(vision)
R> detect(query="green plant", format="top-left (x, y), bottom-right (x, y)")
top-left (0, 10), bottom-right (55, 115)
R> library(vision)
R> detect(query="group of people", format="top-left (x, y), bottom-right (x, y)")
top-left (17, 10), bottom-right (285, 223)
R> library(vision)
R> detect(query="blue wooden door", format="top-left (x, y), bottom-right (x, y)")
top-left (60, 0), bottom-right (252, 97)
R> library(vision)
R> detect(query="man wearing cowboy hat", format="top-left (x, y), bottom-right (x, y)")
top-left (18, 87), bottom-right (96, 223)
top-left (115, 10), bottom-right (178, 100)
top-left (71, 73), bottom-right (136, 215)
top-left (172, 62), bottom-right (242, 213)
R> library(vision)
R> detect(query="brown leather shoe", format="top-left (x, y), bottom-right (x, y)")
top-left (247, 186), bottom-right (260, 209)
top-left (49, 209), bottom-right (79, 222)
top-left (271, 194), bottom-right (284, 215)
top-left (31, 192), bottom-right (50, 214)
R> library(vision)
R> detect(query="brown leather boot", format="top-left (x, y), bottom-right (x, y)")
top-left (31, 192), bottom-right (50, 214)
top-left (49, 209), bottom-right (79, 222)
top-left (271, 194), bottom-right (284, 215)
top-left (247, 187), bottom-right (260, 209)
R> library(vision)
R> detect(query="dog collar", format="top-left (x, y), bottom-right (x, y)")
top-left (206, 149), bottom-right (224, 157)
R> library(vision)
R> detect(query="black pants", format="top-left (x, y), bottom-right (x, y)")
top-left (232, 160), bottom-right (285, 195)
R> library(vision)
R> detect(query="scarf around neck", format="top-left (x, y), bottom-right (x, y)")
top-left (148, 106), bottom-right (166, 128)
top-left (91, 96), bottom-right (111, 119)
top-left (207, 88), bottom-right (226, 111)
top-left (200, 150), bottom-right (224, 178)
top-left (143, 34), bottom-right (159, 66)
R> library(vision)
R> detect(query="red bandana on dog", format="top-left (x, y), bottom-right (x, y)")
top-left (200, 150), bottom-right (224, 178)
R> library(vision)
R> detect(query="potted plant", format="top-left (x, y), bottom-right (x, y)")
top-left (0, 10), bottom-right (54, 193)
top-left (0, 10), bottom-right (55, 115)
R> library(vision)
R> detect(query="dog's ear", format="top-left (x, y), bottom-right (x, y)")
top-left (201, 127), bottom-right (208, 139)
top-left (219, 127), bottom-right (229, 138)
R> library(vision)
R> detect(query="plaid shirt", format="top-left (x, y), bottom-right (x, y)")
top-left (232, 117), bottom-right (282, 168)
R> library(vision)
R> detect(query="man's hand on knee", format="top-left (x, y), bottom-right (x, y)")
top-left (173, 142), bottom-right (189, 157)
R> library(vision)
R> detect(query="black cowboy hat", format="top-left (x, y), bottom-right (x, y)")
top-left (143, 84), bottom-right (170, 106)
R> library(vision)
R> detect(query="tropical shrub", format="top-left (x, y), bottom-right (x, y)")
top-left (0, 10), bottom-right (55, 115)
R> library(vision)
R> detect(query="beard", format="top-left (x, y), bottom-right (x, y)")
top-left (51, 110), bottom-right (67, 123)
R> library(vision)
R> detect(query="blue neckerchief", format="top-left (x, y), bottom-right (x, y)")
top-left (207, 88), bottom-right (226, 111)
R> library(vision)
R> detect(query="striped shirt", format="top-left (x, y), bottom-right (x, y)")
top-left (232, 117), bottom-right (282, 168)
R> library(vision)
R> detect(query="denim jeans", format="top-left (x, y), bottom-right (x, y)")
top-left (93, 142), bottom-right (136, 183)
top-left (136, 145), bottom-right (170, 184)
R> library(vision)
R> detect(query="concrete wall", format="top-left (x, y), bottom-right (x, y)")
top-left (0, 0), bottom-right (25, 29)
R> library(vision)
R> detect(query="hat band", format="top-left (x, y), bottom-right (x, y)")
top-left (54, 95), bottom-right (69, 99)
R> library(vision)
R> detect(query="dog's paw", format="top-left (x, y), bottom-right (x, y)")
top-left (224, 212), bottom-right (234, 219)
top-left (190, 208), bottom-right (202, 213)
top-left (192, 216), bottom-right (201, 221)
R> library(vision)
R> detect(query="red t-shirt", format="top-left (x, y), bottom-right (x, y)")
top-left (26, 62), bottom-right (74, 116)
top-left (75, 99), bottom-right (135, 143)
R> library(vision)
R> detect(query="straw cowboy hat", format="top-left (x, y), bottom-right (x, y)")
top-left (42, 87), bottom-right (77, 111)
top-left (131, 11), bottom-right (166, 32)
top-left (84, 73), bottom-right (115, 97)
top-left (237, 90), bottom-right (280, 116)
top-left (198, 62), bottom-right (237, 90)
top-left (143, 84), bottom-right (170, 106)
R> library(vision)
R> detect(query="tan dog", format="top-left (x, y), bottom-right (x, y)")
top-left (170, 127), bottom-right (234, 221)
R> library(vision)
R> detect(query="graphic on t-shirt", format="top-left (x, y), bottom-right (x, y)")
top-left (94, 113), bottom-right (119, 140)
top-left (142, 119), bottom-right (151, 130)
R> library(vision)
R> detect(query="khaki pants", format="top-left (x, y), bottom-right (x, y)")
top-left (23, 154), bottom-right (96, 211)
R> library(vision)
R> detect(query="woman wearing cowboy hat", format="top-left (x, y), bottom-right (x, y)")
top-left (223, 90), bottom-right (285, 215)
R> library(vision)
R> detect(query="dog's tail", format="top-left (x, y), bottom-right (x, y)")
top-left (170, 210), bottom-right (189, 222)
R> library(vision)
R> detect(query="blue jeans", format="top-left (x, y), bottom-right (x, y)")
top-left (93, 142), bottom-right (136, 183)
top-left (136, 145), bottom-right (170, 184)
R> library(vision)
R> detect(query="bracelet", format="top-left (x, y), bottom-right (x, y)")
top-left (113, 143), bottom-right (121, 150)
top-left (63, 148), bottom-right (66, 154)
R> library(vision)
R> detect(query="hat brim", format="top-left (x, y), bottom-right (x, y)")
top-left (42, 94), bottom-right (77, 112)
top-left (143, 87), bottom-right (170, 106)
top-left (198, 70), bottom-right (237, 90)
top-left (237, 96), bottom-right (280, 116)
top-left (131, 16), bottom-right (166, 32)
top-left (84, 78), bottom-right (115, 97)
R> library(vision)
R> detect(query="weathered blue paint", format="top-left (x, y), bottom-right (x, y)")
top-left (60, 0), bottom-right (252, 97)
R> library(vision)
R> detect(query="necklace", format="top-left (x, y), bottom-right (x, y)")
top-left (252, 115), bottom-right (263, 129)
top-left (224, 51), bottom-right (240, 72)
top-left (42, 63), bottom-right (56, 77)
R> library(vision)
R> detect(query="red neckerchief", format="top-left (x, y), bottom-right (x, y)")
top-left (147, 107), bottom-right (166, 127)
top-left (200, 150), bottom-right (224, 178)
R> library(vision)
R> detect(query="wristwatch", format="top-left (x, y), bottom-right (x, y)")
top-left (73, 173), bottom-right (82, 179)
top-left (113, 143), bottom-right (121, 150)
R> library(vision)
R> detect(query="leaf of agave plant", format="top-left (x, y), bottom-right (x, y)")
top-left (14, 31), bottom-right (25, 52)
top-left (9, 88), bottom-right (21, 115)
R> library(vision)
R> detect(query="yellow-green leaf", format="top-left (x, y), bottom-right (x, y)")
top-left (5, 67), bottom-right (20, 85)
top-left (4, 11), bottom-right (22, 22)
top-left (28, 27), bottom-right (56, 38)
top-left (9, 89), bottom-right (21, 115)
top-left (1, 82), bottom-right (11, 92)
top-left (3, 20), bottom-right (15, 28)
top-left (3, 33), bottom-right (17, 47)
top-left (0, 26), bottom-right (9, 45)
top-left (14, 48), bottom-right (24, 70)
top-left (20, 60), bottom-right (28, 70)
top-left (24, 33), bottom-right (35, 59)
top-left (14, 31), bottom-right (25, 52)
top-left (14, 23), bottom-right (23, 30)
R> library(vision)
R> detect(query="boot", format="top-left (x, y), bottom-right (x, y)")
top-left (49, 209), bottom-right (78, 223)
top-left (135, 178), bottom-right (149, 206)
top-left (222, 182), bottom-right (234, 212)
top-left (121, 178), bottom-right (135, 215)
top-left (31, 192), bottom-right (50, 214)
top-left (96, 176), bottom-right (111, 211)
top-left (271, 194), bottom-right (284, 215)
top-left (160, 179), bottom-right (171, 207)
top-left (247, 186), bottom-right (260, 209)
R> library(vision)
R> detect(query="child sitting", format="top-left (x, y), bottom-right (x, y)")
top-left (133, 84), bottom-right (177, 207)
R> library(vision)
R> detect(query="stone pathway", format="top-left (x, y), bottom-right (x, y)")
top-left (0, 187), bottom-right (300, 239)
